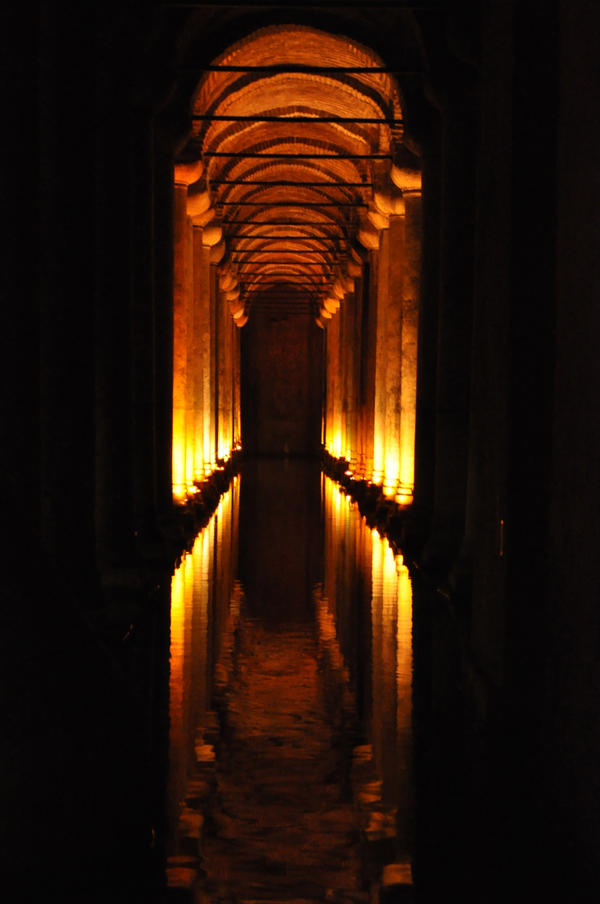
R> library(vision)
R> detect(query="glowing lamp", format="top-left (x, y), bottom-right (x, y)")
top-left (234, 314), bottom-right (248, 327)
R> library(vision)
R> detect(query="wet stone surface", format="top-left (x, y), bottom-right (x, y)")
top-left (197, 617), bottom-right (370, 904)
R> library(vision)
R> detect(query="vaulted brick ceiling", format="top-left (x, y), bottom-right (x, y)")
top-left (187, 25), bottom-right (403, 321)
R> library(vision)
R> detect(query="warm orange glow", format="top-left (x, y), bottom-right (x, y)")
top-left (370, 529), bottom-right (413, 815)
top-left (167, 478), bottom-right (240, 849)
top-left (321, 474), bottom-right (413, 851)
top-left (172, 189), bottom-right (242, 502)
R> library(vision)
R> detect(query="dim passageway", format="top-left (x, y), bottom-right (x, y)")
top-left (167, 459), bottom-right (414, 902)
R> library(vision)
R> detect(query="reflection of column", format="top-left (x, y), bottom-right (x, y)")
top-left (395, 554), bottom-right (413, 859)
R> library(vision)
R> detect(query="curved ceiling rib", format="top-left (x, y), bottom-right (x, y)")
top-left (186, 25), bottom-right (403, 320)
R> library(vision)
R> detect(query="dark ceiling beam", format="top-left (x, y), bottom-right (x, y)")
top-left (232, 252), bottom-right (335, 258)
top-left (243, 282), bottom-right (328, 288)
top-left (212, 180), bottom-right (372, 187)
top-left (219, 200), bottom-right (366, 207)
top-left (194, 114), bottom-right (401, 124)
top-left (228, 234), bottom-right (344, 241)
top-left (205, 151), bottom-right (391, 159)
top-left (184, 65), bottom-right (394, 74)
top-left (222, 219), bottom-right (346, 228)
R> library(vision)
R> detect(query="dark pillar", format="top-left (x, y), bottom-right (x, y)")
top-left (422, 68), bottom-right (478, 577)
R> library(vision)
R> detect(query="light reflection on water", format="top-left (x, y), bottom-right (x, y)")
top-left (167, 478), bottom-right (240, 851)
top-left (167, 463), bottom-right (414, 864)
top-left (320, 474), bottom-right (414, 859)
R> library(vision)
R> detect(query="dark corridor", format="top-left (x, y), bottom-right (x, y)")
top-left (3, 2), bottom-right (600, 902)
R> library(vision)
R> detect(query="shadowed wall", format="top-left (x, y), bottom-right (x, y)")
top-left (241, 310), bottom-right (323, 456)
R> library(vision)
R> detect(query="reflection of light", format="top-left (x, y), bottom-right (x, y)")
top-left (168, 476), bottom-right (239, 851)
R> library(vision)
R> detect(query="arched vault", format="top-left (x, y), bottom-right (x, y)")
top-left (178, 24), bottom-right (407, 321)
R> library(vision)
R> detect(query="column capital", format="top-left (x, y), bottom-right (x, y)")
top-left (173, 159), bottom-right (204, 187)
top-left (358, 214), bottom-right (381, 250)
top-left (187, 185), bottom-right (211, 219)
top-left (390, 165), bottom-right (422, 193)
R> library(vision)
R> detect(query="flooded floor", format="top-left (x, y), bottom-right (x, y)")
top-left (167, 459), bottom-right (414, 902)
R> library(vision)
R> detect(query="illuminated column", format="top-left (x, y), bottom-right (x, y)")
top-left (233, 325), bottom-right (241, 449)
top-left (324, 312), bottom-right (335, 455)
top-left (206, 229), bottom-right (224, 473)
top-left (342, 290), bottom-right (357, 465)
top-left (372, 228), bottom-right (390, 486)
top-left (172, 160), bottom-right (203, 501)
top-left (192, 233), bottom-right (212, 478)
top-left (329, 310), bottom-right (342, 458)
top-left (398, 193), bottom-right (421, 503)
top-left (391, 164), bottom-right (422, 506)
top-left (216, 280), bottom-right (233, 461)
top-left (383, 213), bottom-right (404, 500)
top-left (209, 263), bottom-right (218, 470)
top-left (358, 215), bottom-right (382, 482)
top-left (216, 285), bottom-right (226, 460)
top-left (363, 259), bottom-right (379, 480)
top-left (184, 218), bottom-right (195, 491)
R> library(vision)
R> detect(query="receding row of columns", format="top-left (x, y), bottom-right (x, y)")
top-left (322, 173), bottom-right (422, 507)
top-left (172, 165), bottom-right (242, 502)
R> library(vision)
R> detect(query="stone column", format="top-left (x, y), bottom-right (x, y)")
top-left (192, 229), bottom-right (212, 480)
top-left (216, 276), bottom-right (233, 461)
top-left (372, 230), bottom-right (390, 486)
top-left (363, 256), bottom-right (379, 481)
top-left (399, 190), bottom-right (422, 504)
top-left (233, 323), bottom-right (242, 449)
top-left (173, 161), bottom-right (203, 500)
top-left (326, 311), bottom-right (340, 457)
top-left (422, 82), bottom-right (477, 571)
top-left (383, 214), bottom-right (404, 500)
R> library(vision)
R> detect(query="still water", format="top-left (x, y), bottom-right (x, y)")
top-left (167, 458), bottom-right (414, 897)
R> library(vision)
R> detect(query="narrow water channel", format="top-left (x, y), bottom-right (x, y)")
top-left (166, 459), bottom-right (414, 901)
